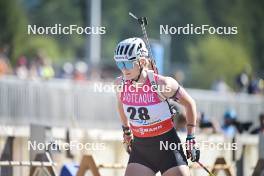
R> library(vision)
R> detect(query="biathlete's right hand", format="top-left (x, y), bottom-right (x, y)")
top-left (122, 126), bottom-right (133, 154)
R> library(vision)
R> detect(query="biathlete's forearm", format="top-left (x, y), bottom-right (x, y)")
top-left (120, 116), bottom-right (129, 127)
top-left (175, 87), bottom-right (197, 135)
top-left (185, 99), bottom-right (197, 135)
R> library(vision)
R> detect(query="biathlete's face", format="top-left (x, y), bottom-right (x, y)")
top-left (116, 60), bottom-right (141, 80)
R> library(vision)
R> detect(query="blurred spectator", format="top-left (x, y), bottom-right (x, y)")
top-left (251, 113), bottom-right (264, 134)
top-left (15, 56), bottom-right (28, 79)
top-left (74, 61), bottom-right (88, 81)
top-left (260, 79), bottom-right (264, 94)
top-left (235, 71), bottom-right (249, 92)
top-left (0, 55), bottom-right (12, 76)
top-left (39, 58), bottom-right (55, 80)
top-left (61, 62), bottom-right (74, 79)
top-left (198, 111), bottom-right (217, 133)
top-left (247, 74), bottom-right (261, 94)
top-left (222, 109), bottom-right (238, 138)
top-left (90, 68), bottom-right (102, 81)
top-left (28, 60), bottom-right (40, 80)
top-left (211, 78), bottom-right (230, 92)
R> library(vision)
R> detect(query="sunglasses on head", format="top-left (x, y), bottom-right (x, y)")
top-left (116, 61), bottom-right (136, 70)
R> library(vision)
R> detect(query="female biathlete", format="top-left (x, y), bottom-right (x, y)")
top-left (114, 37), bottom-right (200, 176)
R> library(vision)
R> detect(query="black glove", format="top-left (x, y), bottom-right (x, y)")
top-left (186, 135), bottom-right (200, 162)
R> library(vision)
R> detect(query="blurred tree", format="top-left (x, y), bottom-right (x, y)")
top-left (0, 0), bottom-right (72, 64)
top-left (188, 36), bottom-right (251, 88)
top-left (24, 0), bottom-right (85, 59)
top-left (0, 0), bottom-right (27, 64)
top-left (1, 0), bottom-right (263, 87)
top-left (205, 0), bottom-right (264, 74)
top-left (23, 36), bottom-right (62, 61)
top-left (241, 0), bottom-right (264, 73)
top-left (102, 0), bottom-right (210, 64)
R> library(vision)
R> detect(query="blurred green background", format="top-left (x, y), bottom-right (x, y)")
top-left (0, 0), bottom-right (263, 88)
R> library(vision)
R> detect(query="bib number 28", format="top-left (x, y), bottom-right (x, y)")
top-left (127, 107), bottom-right (150, 120)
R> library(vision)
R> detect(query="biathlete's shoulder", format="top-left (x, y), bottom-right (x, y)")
top-left (152, 73), bottom-right (181, 98)
top-left (153, 73), bottom-right (179, 88)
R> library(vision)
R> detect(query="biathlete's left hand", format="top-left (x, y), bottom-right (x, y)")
top-left (186, 134), bottom-right (200, 162)
top-left (122, 126), bottom-right (133, 154)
